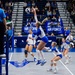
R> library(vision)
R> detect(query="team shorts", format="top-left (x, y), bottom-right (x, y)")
top-left (41, 36), bottom-right (48, 43)
top-left (57, 54), bottom-right (63, 58)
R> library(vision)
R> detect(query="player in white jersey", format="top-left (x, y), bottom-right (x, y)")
top-left (45, 42), bottom-right (63, 74)
top-left (24, 29), bottom-right (36, 62)
top-left (32, 8), bottom-right (49, 65)
top-left (66, 33), bottom-right (74, 48)
top-left (61, 37), bottom-right (70, 64)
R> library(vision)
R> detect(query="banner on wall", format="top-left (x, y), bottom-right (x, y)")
top-left (14, 36), bottom-right (56, 48)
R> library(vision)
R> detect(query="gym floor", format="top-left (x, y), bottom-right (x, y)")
top-left (2, 48), bottom-right (75, 75)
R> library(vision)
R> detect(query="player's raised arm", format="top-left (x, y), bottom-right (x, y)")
top-left (41, 17), bottom-right (48, 25)
top-left (32, 8), bottom-right (38, 23)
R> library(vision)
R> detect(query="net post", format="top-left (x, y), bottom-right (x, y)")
top-left (6, 31), bottom-right (9, 75)
top-left (0, 57), bottom-right (2, 75)
top-left (12, 21), bottom-right (14, 52)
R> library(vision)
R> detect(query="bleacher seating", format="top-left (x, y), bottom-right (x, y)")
top-left (22, 0), bottom-right (64, 36)
top-left (66, 0), bottom-right (75, 24)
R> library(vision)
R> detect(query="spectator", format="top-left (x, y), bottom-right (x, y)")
top-left (27, 1), bottom-right (31, 7)
top-left (71, 9), bottom-right (75, 16)
top-left (45, 1), bottom-right (50, 8)
top-left (51, 33), bottom-right (55, 36)
top-left (51, 1), bottom-right (57, 10)
top-left (51, 15), bottom-right (57, 22)
top-left (5, 10), bottom-right (9, 17)
top-left (57, 22), bottom-right (61, 27)
top-left (5, 2), bottom-right (9, 10)
top-left (52, 9), bottom-right (56, 16)
top-left (6, 16), bottom-right (11, 22)
top-left (0, 1), bottom-right (3, 8)
top-left (23, 1), bottom-right (27, 8)
top-left (7, 26), bottom-right (13, 48)
top-left (55, 8), bottom-right (60, 17)
top-left (32, 1), bottom-right (35, 7)
top-left (18, 32), bottom-right (22, 37)
top-left (47, 9), bottom-right (52, 17)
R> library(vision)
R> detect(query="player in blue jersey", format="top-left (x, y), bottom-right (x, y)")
top-left (44, 42), bottom-right (62, 74)
top-left (32, 8), bottom-right (49, 65)
top-left (24, 29), bottom-right (36, 62)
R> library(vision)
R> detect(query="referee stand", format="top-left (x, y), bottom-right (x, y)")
top-left (0, 36), bottom-right (9, 75)
top-left (0, 21), bottom-right (14, 75)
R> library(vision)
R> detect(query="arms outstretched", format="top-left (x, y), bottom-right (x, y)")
top-left (32, 7), bottom-right (48, 25)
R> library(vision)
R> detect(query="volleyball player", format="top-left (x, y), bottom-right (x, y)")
top-left (45, 42), bottom-right (63, 74)
top-left (61, 37), bottom-right (70, 64)
top-left (66, 33), bottom-right (74, 48)
top-left (24, 29), bottom-right (36, 62)
top-left (32, 8), bottom-right (49, 65)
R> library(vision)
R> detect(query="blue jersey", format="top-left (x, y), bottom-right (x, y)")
top-left (0, 8), bottom-right (6, 22)
top-left (37, 26), bottom-right (45, 38)
top-left (51, 46), bottom-right (62, 55)
top-left (7, 29), bottom-right (12, 37)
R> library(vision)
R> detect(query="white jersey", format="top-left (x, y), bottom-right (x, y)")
top-left (61, 42), bottom-right (70, 49)
top-left (27, 34), bottom-right (35, 45)
top-left (66, 34), bottom-right (73, 42)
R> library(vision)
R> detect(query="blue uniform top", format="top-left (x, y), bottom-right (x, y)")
top-left (50, 46), bottom-right (62, 55)
top-left (7, 29), bottom-right (12, 37)
top-left (0, 8), bottom-right (6, 22)
top-left (65, 30), bottom-right (70, 36)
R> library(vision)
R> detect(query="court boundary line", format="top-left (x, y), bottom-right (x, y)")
top-left (53, 53), bottom-right (74, 75)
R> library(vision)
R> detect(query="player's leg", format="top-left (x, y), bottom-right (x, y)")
top-left (47, 56), bottom-right (57, 72)
top-left (28, 45), bottom-right (36, 61)
top-left (36, 41), bottom-right (46, 65)
top-left (64, 49), bottom-right (69, 64)
top-left (24, 44), bottom-right (29, 61)
top-left (52, 55), bottom-right (62, 73)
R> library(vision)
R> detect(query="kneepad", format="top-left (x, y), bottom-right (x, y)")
top-left (24, 50), bottom-right (28, 54)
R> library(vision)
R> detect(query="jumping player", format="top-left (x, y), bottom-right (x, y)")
top-left (32, 8), bottom-right (49, 65)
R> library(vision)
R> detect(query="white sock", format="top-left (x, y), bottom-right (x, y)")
top-left (25, 57), bottom-right (27, 60)
top-left (40, 51), bottom-right (45, 61)
top-left (54, 66), bottom-right (57, 70)
top-left (36, 49), bottom-right (41, 60)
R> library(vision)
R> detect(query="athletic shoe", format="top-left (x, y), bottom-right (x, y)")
top-left (65, 60), bottom-right (69, 64)
top-left (47, 68), bottom-right (52, 72)
top-left (54, 68), bottom-right (57, 74)
top-left (36, 60), bottom-right (41, 65)
top-left (41, 60), bottom-right (46, 66)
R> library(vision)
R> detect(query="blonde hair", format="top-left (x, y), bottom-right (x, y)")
top-left (36, 21), bottom-right (42, 26)
top-left (52, 42), bottom-right (57, 46)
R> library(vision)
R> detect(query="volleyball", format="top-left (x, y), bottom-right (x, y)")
top-left (25, 7), bottom-right (30, 14)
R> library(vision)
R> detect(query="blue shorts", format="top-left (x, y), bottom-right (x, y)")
top-left (28, 44), bottom-right (34, 46)
top-left (41, 36), bottom-right (48, 43)
top-left (57, 54), bottom-right (62, 58)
